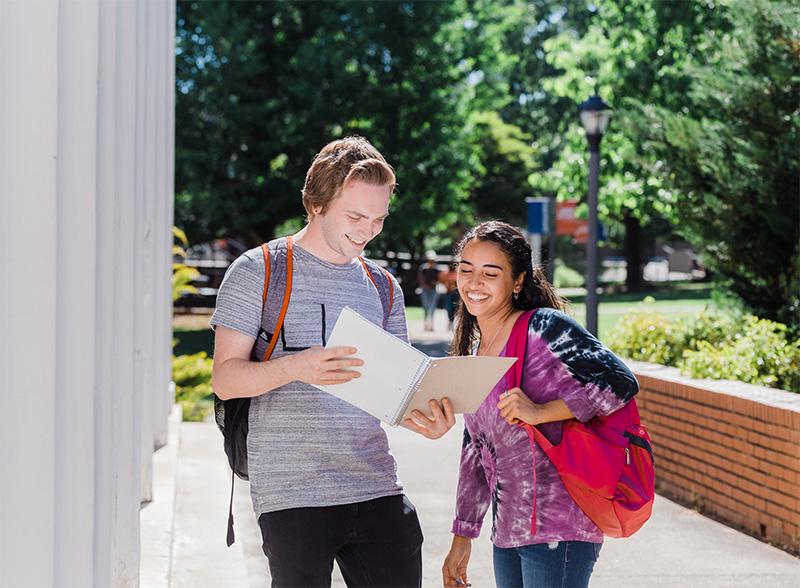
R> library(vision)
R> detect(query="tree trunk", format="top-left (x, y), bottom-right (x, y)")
top-left (624, 212), bottom-right (644, 292)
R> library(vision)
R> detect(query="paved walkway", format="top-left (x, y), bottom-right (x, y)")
top-left (142, 310), bottom-right (800, 587)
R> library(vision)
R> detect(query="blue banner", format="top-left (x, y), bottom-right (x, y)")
top-left (526, 197), bottom-right (549, 235)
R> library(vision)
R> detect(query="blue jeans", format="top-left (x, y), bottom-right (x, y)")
top-left (419, 288), bottom-right (438, 320)
top-left (493, 541), bottom-right (601, 588)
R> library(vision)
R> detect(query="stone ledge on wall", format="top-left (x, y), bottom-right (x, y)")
top-left (627, 359), bottom-right (800, 416)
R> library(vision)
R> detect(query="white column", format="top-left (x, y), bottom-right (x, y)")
top-left (55, 0), bottom-right (100, 585)
top-left (154, 0), bottom-right (176, 448)
top-left (111, 0), bottom-right (142, 583)
top-left (153, 0), bottom-right (166, 448)
top-left (0, 2), bottom-right (59, 587)
top-left (136, 0), bottom-right (156, 504)
top-left (165, 0), bottom-right (177, 425)
top-left (94, 1), bottom-right (119, 584)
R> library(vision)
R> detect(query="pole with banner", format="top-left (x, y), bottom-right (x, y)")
top-left (526, 197), bottom-right (549, 268)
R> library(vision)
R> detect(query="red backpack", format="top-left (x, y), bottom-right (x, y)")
top-left (506, 310), bottom-right (655, 538)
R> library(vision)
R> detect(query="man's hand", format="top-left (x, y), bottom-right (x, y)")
top-left (442, 535), bottom-right (472, 587)
top-left (402, 398), bottom-right (456, 439)
top-left (291, 346), bottom-right (364, 386)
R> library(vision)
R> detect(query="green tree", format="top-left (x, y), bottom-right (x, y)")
top-left (529, 0), bottom-right (728, 291)
top-left (627, 0), bottom-right (800, 327)
top-left (448, 0), bottom-right (593, 245)
top-left (456, 0), bottom-right (593, 167)
top-left (176, 1), bottom-right (474, 256)
top-left (466, 111), bottom-right (537, 227)
top-left (176, 1), bottom-right (313, 244)
top-left (341, 1), bottom-right (476, 257)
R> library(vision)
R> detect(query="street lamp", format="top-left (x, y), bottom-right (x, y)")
top-left (578, 93), bottom-right (612, 336)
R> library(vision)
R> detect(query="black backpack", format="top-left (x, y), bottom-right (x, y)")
top-left (213, 235), bottom-right (395, 545)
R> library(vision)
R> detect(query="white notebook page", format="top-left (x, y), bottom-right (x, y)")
top-left (318, 307), bottom-right (428, 423)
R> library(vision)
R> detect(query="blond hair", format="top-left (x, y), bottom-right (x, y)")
top-left (301, 136), bottom-right (396, 219)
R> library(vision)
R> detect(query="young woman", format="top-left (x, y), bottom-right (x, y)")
top-left (441, 221), bottom-right (639, 588)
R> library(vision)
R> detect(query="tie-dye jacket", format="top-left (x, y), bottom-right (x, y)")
top-left (451, 308), bottom-right (639, 548)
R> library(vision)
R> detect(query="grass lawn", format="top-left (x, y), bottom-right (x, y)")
top-left (567, 298), bottom-right (712, 342)
top-left (564, 283), bottom-right (714, 340)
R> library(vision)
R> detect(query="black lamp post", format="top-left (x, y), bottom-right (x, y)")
top-left (578, 93), bottom-right (612, 336)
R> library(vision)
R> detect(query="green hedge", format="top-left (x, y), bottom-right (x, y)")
top-left (607, 299), bottom-right (800, 393)
top-left (173, 351), bottom-right (214, 421)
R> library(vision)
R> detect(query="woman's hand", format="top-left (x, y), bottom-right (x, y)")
top-left (497, 390), bottom-right (575, 426)
top-left (403, 398), bottom-right (456, 439)
top-left (442, 535), bottom-right (472, 587)
top-left (496, 387), bottom-right (542, 425)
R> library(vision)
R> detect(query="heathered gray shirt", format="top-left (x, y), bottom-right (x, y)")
top-left (210, 242), bottom-right (407, 516)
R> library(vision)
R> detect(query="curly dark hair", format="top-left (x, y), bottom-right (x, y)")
top-left (450, 221), bottom-right (567, 356)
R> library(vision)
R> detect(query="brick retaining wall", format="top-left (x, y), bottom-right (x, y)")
top-left (626, 361), bottom-right (800, 554)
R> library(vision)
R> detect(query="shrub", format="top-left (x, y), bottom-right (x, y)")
top-left (675, 306), bottom-right (743, 352)
top-left (553, 259), bottom-right (585, 289)
top-left (610, 302), bottom-right (800, 393)
top-left (679, 316), bottom-right (800, 393)
top-left (172, 226), bottom-right (200, 302)
top-left (173, 351), bottom-right (214, 421)
top-left (606, 298), bottom-right (684, 365)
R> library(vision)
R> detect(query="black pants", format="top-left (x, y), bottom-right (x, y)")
top-left (258, 494), bottom-right (423, 588)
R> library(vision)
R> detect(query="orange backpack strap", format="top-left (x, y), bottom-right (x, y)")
top-left (359, 257), bottom-right (379, 289)
top-left (261, 236), bottom-right (293, 362)
top-left (260, 243), bottom-right (271, 303)
top-left (358, 257), bottom-right (394, 322)
top-left (383, 268), bottom-right (394, 316)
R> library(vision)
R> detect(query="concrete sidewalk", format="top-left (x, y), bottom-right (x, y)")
top-left (142, 311), bottom-right (800, 586)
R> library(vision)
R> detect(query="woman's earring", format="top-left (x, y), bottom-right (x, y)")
top-left (513, 291), bottom-right (519, 301)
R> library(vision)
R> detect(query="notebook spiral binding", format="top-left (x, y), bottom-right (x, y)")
top-left (390, 358), bottom-right (432, 425)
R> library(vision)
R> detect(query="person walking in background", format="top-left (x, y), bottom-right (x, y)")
top-left (440, 264), bottom-right (458, 331)
top-left (211, 136), bottom-right (455, 588)
top-left (441, 221), bottom-right (639, 588)
top-left (418, 250), bottom-right (441, 331)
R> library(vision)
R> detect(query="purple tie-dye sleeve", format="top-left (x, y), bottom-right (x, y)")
top-left (451, 426), bottom-right (491, 538)
top-left (525, 308), bottom-right (639, 422)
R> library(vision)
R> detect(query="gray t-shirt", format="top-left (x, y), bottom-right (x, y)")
top-left (210, 242), bottom-right (408, 515)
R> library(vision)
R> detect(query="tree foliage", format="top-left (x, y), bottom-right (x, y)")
top-left (175, 0), bottom-right (798, 327)
top-left (466, 111), bottom-right (537, 227)
top-left (528, 0), bottom-right (729, 289)
top-left (627, 0), bottom-right (800, 326)
top-left (176, 0), bottom-right (475, 256)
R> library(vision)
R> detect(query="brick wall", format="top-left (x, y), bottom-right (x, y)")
top-left (626, 361), bottom-right (800, 554)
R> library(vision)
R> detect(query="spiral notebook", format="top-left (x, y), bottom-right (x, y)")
top-left (317, 306), bottom-right (517, 426)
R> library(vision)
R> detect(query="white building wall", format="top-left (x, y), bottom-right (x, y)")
top-left (0, 1), bottom-right (176, 586)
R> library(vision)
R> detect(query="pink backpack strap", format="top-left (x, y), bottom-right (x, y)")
top-left (505, 308), bottom-right (553, 449)
top-left (504, 309), bottom-right (537, 390)
top-left (504, 308), bottom-right (547, 536)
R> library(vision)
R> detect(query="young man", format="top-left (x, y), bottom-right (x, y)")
top-left (211, 136), bottom-right (455, 587)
